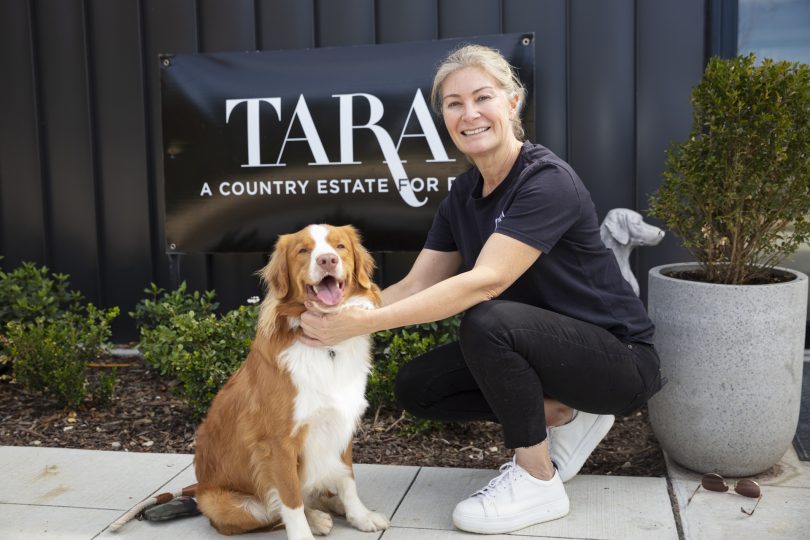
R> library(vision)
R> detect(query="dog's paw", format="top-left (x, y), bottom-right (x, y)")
top-left (304, 508), bottom-right (333, 536)
top-left (348, 510), bottom-right (389, 532)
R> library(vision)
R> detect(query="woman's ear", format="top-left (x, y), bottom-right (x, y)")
top-left (509, 93), bottom-right (520, 118)
top-left (260, 235), bottom-right (290, 298)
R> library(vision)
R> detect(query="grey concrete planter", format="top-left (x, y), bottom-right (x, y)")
top-left (647, 263), bottom-right (807, 476)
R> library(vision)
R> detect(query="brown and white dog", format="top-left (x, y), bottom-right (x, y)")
top-left (193, 224), bottom-right (388, 539)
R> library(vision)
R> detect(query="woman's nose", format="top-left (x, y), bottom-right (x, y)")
top-left (461, 102), bottom-right (479, 120)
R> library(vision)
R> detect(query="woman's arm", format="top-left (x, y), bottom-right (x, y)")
top-left (300, 233), bottom-right (541, 345)
top-left (380, 248), bottom-right (463, 306)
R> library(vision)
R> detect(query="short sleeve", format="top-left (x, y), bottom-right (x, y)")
top-left (494, 164), bottom-right (581, 254)
top-left (424, 196), bottom-right (457, 252)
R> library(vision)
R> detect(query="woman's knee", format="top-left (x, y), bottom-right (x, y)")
top-left (459, 300), bottom-right (514, 354)
top-left (460, 301), bottom-right (504, 338)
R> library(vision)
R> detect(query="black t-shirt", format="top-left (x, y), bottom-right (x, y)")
top-left (425, 141), bottom-right (655, 344)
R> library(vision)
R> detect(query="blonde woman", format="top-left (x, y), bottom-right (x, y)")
top-left (301, 44), bottom-right (663, 534)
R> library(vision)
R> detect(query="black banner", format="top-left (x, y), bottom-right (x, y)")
top-left (161, 33), bottom-right (534, 253)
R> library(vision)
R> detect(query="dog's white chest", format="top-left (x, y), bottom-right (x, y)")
top-left (280, 336), bottom-right (370, 419)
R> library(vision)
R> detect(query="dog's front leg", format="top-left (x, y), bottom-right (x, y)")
top-left (336, 474), bottom-right (389, 532)
top-left (252, 445), bottom-right (314, 540)
top-left (336, 447), bottom-right (389, 533)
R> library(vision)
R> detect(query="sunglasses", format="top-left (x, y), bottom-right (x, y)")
top-left (686, 472), bottom-right (762, 516)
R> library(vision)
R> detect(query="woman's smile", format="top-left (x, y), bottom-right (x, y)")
top-left (462, 126), bottom-right (491, 136)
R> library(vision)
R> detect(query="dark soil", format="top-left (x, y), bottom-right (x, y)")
top-left (0, 354), bottom-right (666, 477)
top-left (666, 268), bottom-right (796, 285)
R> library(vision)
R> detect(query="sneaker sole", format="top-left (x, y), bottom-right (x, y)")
top-left (452, 498), bottom-right (570, 534)
top-left (557, 415), bottom-right (615, 482)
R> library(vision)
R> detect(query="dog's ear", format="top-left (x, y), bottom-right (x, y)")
top-left (260, 234), bottom-right (291, 298)
top-left (343, 225), bottom-right (375, 290)
top-left (604, 210), bottom-right (630, 245)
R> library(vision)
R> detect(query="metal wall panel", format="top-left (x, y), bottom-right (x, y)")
top-left (87, 0), bottom-right (154, 337)
top-left (438, 0), bottom-right (501, 38)
top-left (33, 0), bottom-right (101, 302)
top-left (0, 0), bottom-right (46, 267)
top-left (376, 0), bottom-right (437, 43)
top-left (258, 0), bottom-right (315, 50)
top-left (0, 0), bottom-right (712, 339)
top-left (636, 0), bottom-right (706, 301)
top-left (199, 0), bottom-right (255, 53)
top-left (569, 0), bottom-right (636, 219)
top-left (503, 0), bottom-right (567, 158)
top-left (316, 0), bottom-right (375, 46)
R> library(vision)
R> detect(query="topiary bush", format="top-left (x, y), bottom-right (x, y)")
top-left (649, 54), bottom-right (810, 284)
top-left (137, 295), bottom-right (258, 418)
top-left (0, 258), bottom-right (83, 335)
top-left (130, 281), bottom-right (218, 333)
top-left (3, 304), bottom-right (119, 408)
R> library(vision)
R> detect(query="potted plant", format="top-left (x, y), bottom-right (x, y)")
top-left (647, 53), bottom-right (810, 476)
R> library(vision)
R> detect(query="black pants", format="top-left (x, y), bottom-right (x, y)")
top-left (394, 300), bottom-right (663, 449)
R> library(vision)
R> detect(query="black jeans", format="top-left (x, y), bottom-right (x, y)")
top-left (394, 300), bottom-right (663, 449)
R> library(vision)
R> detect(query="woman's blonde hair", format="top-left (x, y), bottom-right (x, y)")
top-left (431, 44), bottom-right (527, 140)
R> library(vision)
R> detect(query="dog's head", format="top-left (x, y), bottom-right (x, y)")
top-left (260, 224), bottom-right (377, 316)
top-left (601, 208), bottom-right (664, 249)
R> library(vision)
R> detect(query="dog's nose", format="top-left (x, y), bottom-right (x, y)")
top-left (317, 254), bottom-right (338, 272)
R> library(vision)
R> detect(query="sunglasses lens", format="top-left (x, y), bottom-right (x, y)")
top-left (702, 473), bottom-right (729, 492)
top-left (735, 479), bottom-right (761, 499)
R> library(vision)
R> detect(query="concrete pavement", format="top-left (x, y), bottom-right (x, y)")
top-left (1, 442), bottom-right (809, 540)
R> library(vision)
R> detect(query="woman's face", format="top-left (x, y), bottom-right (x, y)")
top-left (440, 66), bottom-right (518, 161)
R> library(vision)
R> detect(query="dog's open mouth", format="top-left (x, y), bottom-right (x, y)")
top-left (307, 275), bottom-right (345, 307)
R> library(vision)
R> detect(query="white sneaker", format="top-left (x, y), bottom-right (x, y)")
top-left (548, 411), bottom-right (614, 482)
top-left (451, 458), bottom-right (569, 534)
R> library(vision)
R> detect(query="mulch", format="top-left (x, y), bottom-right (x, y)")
top-left (0, 355), bottom-right (666, 477)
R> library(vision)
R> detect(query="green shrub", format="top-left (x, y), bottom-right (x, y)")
top-left (0, 259), bottom-right (83, 330)
top-left (92, 367), bottom-right (118, 407)
top-left (368, 316), bottom-right (461, 424)
top-left (649, 54), bottom-right (810, 284)
top-left (138, 303), bottom-right (258, 418)
top-left (4, 305), bottom-right (119, 408)
top-left (129, 282), bottom-right (218, 332)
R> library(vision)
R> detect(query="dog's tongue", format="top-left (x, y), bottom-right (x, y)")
top-left (316, 276), bottom-right (343, 306)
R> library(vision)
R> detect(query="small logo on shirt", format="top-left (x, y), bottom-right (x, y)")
top-left (494, 211), bottom-right (505, 228)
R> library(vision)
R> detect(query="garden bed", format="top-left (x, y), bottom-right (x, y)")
top-left (0, 354), bottom-right (666, 477)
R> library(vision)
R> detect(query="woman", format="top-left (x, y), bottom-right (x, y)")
top-left (300, 44), bottom-right (663, 534)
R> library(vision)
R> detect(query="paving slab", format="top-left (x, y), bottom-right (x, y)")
top-left (666, 448), bottom-right (810, 540)
top-left (0, 503), bottom-right (120, 540)
top-left (101, 462), bottom-right (419, 540)
top-left (392, 467), bottom-right (678, 540)
top-left (0, 446), bottom-right (192, 510)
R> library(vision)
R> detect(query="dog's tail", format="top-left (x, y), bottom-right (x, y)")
top-left (108, 483), bottom-right (198, 533)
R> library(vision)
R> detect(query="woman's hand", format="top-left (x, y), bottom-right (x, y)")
top-left (299, 303), bottom-right (371, 347)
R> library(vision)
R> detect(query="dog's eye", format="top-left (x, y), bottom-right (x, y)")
top-left (336, 243), bottom-right (346, 249)
top-left (298, 247), bottom-right (309, 255)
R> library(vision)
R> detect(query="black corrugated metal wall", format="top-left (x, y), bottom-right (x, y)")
top-left (0, 0), bottom-right (708, 339)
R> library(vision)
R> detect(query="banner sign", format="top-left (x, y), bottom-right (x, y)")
top-left (161, 33), bottom-right (534, 253)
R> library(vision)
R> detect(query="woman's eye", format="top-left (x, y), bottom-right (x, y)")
top-left (445, 101), bottom-right (460, 109)
top-left (477, 94), bottom-right (492, 102)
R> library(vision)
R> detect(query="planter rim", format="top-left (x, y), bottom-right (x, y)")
top-left (649, 263), bottom-right (808, 288)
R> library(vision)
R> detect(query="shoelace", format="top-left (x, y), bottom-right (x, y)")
top-left (474, 459), bottom-right (522, 499)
